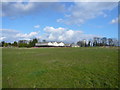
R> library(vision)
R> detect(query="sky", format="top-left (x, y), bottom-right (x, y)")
top-left (0, 1), bottom-right (119, 43)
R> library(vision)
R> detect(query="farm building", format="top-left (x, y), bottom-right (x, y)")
top-left (71, 43), bottom-right (80, 47)
top-left (64, 44), bottom-right (71, 47)
top-left (35, 41), bottom-right (65, 47)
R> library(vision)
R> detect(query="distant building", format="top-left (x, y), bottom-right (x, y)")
top-left (35, 41), bottom-right (65, 47)
top-left (64, 44), bottom-right (71, 47)
top-left (71, 43), bottom-right (79, 47)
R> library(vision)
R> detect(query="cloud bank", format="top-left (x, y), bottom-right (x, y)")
top-left (42, 26), bottom-right (99, 43)
top-left (1, 2), bottom-right (65, 17)
top-left (1, 2), bottom-right (118, 26)
top-left (0, 29), bottom-right (39, 42)
top-left (57, 2), bottom-right (117, 25)
top-left (0, 27), bottom-right (100, 43)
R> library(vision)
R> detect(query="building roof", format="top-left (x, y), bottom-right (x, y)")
top-left (37, 41), bottom-right (64, 44)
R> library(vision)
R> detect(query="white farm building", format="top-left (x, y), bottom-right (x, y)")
top-left (35, 42), bottom-right (65, 47)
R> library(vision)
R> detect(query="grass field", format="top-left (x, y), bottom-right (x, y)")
top-left (0, 48), bottom-right (2, 89)
top-left (2, 47), bottom-right (118, 88)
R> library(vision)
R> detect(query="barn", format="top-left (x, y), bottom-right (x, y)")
top-left (35, 42), bottom-right (65, 47)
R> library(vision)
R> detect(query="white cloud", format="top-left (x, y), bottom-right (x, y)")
top-left (0, 29), bottom-right (39, 42)
top-left (0, 27), bottom-right (100, 43)
top-left (56, 18), bottom-right (63, 23)
top-left (34, 25), bottom-right (40, 28)
top-left (29, 0), bottom-right (59, 2)
top-left (42, 26), bottom-right (99, 43)
top-left (16, 32), bottom-right (39, 38)
top-left (110, 17), bottom-right (119, 24)
top-left (0, 37), bottom-right (6, 41)
top-left (57, 2), bottom-right (117, 25)
top-left (43, 26), bottom-right (65, 33)
top-left (2, 2), bottom-right (65, 17)
top-left (2, 2), bottom-right (117, 26)
top-left (2, 0), bottom-right (119, 2)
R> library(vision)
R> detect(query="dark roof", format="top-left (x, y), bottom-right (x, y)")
top-left (38, 41), bottom-right (64, 44)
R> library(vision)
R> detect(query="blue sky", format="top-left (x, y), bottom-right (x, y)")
top-left (1, 2), bottom-right (119, 43)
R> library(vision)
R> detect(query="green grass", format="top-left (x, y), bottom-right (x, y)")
top-left (2, 47), bottom-right (118, 88)
top-left (0, 48), bottom-right (2, 89)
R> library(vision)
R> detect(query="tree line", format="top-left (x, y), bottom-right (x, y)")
top-left (77, 37), bottom-right (119, 47)
top-left (1, 38), bottom-right (38, 47)
top-left (0, 37), bottom-right (119, 47)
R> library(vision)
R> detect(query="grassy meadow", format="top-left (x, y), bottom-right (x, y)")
top-left (2, 47), bottom-right (118, 88)
top-left (0, 48), bottom-right (2, 89)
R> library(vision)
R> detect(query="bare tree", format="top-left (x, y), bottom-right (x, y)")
top-left (108, 38), bottom-right (113, 46)
top-left (101, 37), bottom-right (107, 46)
